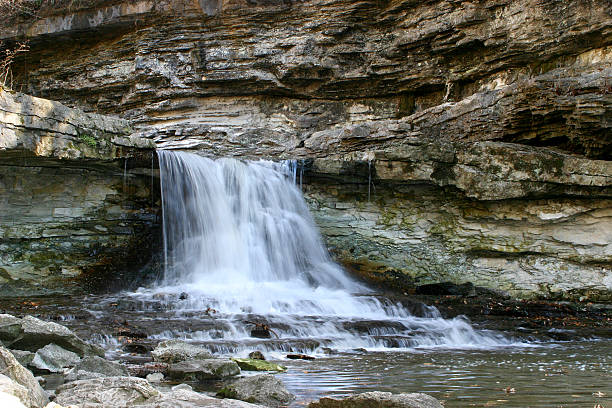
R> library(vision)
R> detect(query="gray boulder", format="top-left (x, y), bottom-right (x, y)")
top-left (308, 391), bottom-right (443, 408)
top-left (31, 344), bottom-right (80, 373)
top-left (167, 359), bottom-right (240, 381)
top-left (9, 350), bottom-right (34, 367)
top-left (0, 346), bottom-right (49, 408)
top-left (219, 374), bottom-right (294, 407)
top-left (65, 356), bottom-right (128, 382)
top-left (55, 376), bottom-right (160, 407)
top-left (140, 388), bottom-right (267, 407)
top-left (0, 314), bottom-right (104, 357)
top-left (151, 340), bottom-right (213, 363)
top-left (54, 376), bottom-right (264, 408)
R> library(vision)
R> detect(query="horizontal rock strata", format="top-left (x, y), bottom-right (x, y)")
top-left (0, 91), bottom-right (160, 296)
top-left (1, 0), bottom-right (610, 300)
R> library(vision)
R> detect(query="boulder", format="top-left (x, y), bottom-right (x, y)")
top-left (31, 344), bottom-right (80, 373)
top-left (55, 377), bottom-right (160, 407)
top-left (308, 391), bottom-right (443, 408)
top-left (139, 388), bottom-right (266, 407)
top-left (248, 351), bottom-right (265, 360)
top-left (9, 350), bottom-right (34, 367)
top-left (145, 372), bottom-right (164, 382)
top-left (64, 356), bottom-right (128, 382)
top-left (151, 340), bottom-right (212, 363)
top-left (218, 374), bottom-right (294, 408)
top-left (0, 374), bottom-right (37, 408)
top-left (0, 316), bottom-right (23, 345)
top-left (54, 376), bottom-right (264, 408)
top-left (0, 346), bottom-right (49, 408)
top-left (167, 359), bottom-right (240, 382)
top-left (0, 315), bottom-right (103, 357)
top-left (231, 358), bottom-right (286, 372)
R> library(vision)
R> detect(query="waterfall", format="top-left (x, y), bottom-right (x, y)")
top-left (149, 150), bottom-right (521, 352)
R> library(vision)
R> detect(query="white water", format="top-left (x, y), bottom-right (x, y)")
top-left (148, 150), bottom-right (522, 353)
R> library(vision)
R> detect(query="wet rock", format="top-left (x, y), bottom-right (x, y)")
top-left (55, 376), bottom-right (160, 407)
top-left (248, 351), bottom-right (265, 360)
top-left (308, 391), bottom-right (443, 408)
top-left (9, 350), bottom-right (34, 367)
top-left (416, 282), bottom-right (476, 297)
top-left (0, 346), bottom-right (49, 408)
top-left (167, 359), bottom-right (240, 382)
top-left (286, 354), bottom-right (315, 360)
top-left (250, 328), bottom-right (271, 339)
top-left (1, 315), bottom-right (104, 357)
top-left (231, 358), bottom-right (286, 372)
top-left (218, 374), bottom-right (294, 408)
top-left (31, 344), bottom-right (80, 373)
top-left (151, 339), bottom-right (212, 363)
top-left (65, 356), bottom-right (128, 382)
top-left (122, 342), bottom-right (153, 354)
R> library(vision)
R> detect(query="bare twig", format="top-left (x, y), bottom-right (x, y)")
top-left (0, 40), bottom-right (29, 89)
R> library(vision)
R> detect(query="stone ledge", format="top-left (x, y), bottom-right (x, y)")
top-left (0, 89), bottom-right (154, 165)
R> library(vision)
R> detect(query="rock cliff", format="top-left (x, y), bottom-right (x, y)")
top-left (0, 90), bottom-right (160, 296)
top-left (1, 0), bottom-right (610, 300)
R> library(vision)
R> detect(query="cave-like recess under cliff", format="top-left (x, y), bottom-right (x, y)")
top-left (0, 0), bottom-right (610, 301)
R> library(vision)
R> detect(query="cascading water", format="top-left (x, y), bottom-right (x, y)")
top-left (136, 150), bottom-right (522, 355)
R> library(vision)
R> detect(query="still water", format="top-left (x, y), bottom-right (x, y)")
top-left (278, 343), bottom-right (611, 407)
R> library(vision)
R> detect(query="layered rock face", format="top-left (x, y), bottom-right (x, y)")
top-left (0, 91), bottom-right (160, 295)
top-left (2, 0), bottom-right (611, 299)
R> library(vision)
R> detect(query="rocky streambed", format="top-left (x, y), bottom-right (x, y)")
top-left (0, 293), bottom-right (609, 408)
top-left (0, 309), bottom-right (446, 408)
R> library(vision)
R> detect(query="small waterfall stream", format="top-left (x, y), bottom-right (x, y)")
top-left (133, 150), bottom-right (521, 355)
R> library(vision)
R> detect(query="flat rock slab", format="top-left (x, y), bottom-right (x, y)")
top-left (32, 344), bottom-right (80, 373)
top-left (231, 358), bottom-right (286, 372)
top-left (65, 356), bottom-right (128, 382)
top-left (55, 376), bottom-right (161, 407)
top-left (54, 376), bottom-right (264, 408)
top-left (151, 339), bottom-right (213, 363)
top-left (0, 314), bottom-right (104, 357)
top-left (167, 359), bottom-right (240, 381)
top-left (308, 391), bottom-right (443, 408)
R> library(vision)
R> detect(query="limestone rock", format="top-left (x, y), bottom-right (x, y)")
top-left (248, 351), bottom-right (265, 360)
top-left (9, 350), bottom-right (34, 367)
top-left (167, 359), bottom-right (240, 381)
top-left (54, 376), bottom-right (264, 408)
top-left (231, 358), bottom-right (286, 372)
top-left (0, 346), bottom-right (49, 408)
top-left (3, 315), bottom-right (104, 357)
top-left (145, 372), bottom-right (164, 382)
top-left (220, 374), bottom-right (294, 408)
top-left (151, 340), bottom-right (213, 363)
top-left (0, 374), bottom-right (38, 408)
top-left (31, 344), bottom-right (80, 373)
top-left (64, 356), bottom-right (128, 382)
top-left (55, 377), bottom-right (159, 407)
top-left (140, 388), bottom-right (266, 407)
top-left (308, 391), bottom-right (443, 408)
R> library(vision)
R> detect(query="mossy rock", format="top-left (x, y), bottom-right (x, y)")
top-left (231, 358), bottom-right (286, 372)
